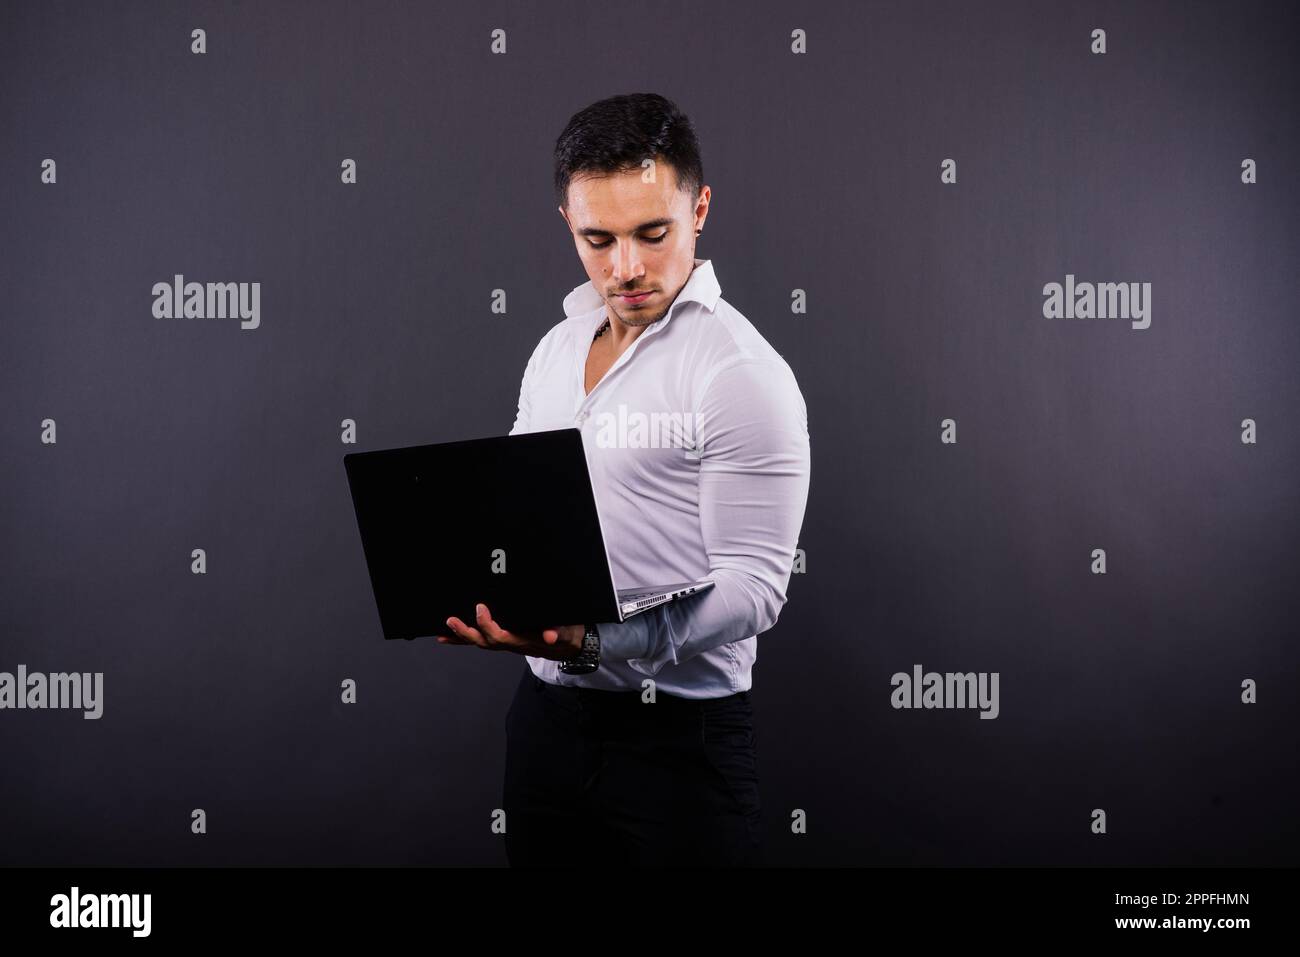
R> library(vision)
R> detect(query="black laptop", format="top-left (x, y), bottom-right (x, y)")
top-left (343, 428), bottom-right (713, 640)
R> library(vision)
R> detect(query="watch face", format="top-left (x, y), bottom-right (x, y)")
top-left (560, 634), bottom-right (600, 675)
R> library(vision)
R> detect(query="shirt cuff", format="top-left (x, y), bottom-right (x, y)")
top-left (596, 611), bottom-right (677, 677)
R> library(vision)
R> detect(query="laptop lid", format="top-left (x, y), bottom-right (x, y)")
top-left (343, 428), bottom-right (622, 640)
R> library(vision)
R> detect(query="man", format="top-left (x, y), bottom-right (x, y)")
top-left (438, 93), bottom-right (810, 866)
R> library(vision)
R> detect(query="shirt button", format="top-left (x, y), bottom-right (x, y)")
top-left (576, 411), bottom-right (589, 425)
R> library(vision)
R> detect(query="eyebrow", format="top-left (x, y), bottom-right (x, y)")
top-left (577, 217), bottom-right (675, 238)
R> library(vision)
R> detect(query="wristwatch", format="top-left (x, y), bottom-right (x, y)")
top-left (559, 623), bottom-right (600, 675)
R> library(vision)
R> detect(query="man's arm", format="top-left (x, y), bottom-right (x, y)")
top-left (508, 343), bottom-right (541, 436)
top-left (595, 356), bottom-right (811, 675)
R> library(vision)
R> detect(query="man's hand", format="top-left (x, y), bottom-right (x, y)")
top-left (437, 603), bottom-right (585, 661)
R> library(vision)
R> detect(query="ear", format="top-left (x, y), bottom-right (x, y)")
top-left (693, 185), bottom-right (711, 228)
top-left (558, 206), bottom-right (572, 231)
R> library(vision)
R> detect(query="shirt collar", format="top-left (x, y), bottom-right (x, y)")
top-left (562, 258), bottom-right (722, 320)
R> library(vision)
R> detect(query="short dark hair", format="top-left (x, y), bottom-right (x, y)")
top-left (553, 93), bottom-right (704, 211)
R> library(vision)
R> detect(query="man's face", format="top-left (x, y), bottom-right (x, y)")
top-left (559, 161), bottom-right (709, 328)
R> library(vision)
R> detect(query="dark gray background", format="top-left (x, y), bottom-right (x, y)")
top-left (2, 0), bottom-right (1297, 866)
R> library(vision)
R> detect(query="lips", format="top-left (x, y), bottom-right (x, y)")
top-left (617, 291), bottom-right (653, 303)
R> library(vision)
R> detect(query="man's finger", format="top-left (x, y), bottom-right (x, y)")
top-left (446, 616), bottom-right (487, 647)
top-left (475, 603), bottom-right (512, 645)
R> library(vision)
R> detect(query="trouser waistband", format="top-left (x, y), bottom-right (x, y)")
top-left (530, 673), bottom-right (749, 714)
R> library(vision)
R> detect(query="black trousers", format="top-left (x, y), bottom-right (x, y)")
top-left (503, 663), bottom-right (764, 867)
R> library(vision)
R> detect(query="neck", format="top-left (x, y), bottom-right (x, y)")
top-left (602, 309), bottom-right (653, 352)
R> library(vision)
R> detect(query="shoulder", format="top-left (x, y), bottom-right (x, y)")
top-left (523, 309), bottom-right (596, 369)
top-left (682, 297), bottom-right (803, 396)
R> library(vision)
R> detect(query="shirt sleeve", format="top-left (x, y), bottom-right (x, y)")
top-left (508, 342), bottom-right (541, 436)
top-left (595, 355), bottom-right (811, 675)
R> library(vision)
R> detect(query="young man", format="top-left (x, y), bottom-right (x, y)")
top-left (439, 93), bottom-right (810, 866)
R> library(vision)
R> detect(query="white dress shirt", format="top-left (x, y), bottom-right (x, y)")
top-left (509, 258), bottom-right (810, 698)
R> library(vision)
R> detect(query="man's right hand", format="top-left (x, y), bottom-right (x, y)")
top-left (435, 602), bottom-right (586, 662)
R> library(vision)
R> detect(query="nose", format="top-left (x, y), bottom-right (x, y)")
top-left (610, 239), bottom-right (646, 284)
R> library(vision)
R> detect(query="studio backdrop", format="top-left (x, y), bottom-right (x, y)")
top-left (1, 0), bottom-right (1297, 866)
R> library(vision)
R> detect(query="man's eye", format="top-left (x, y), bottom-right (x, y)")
top-left (587, 232), bottom-right (668, 250)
